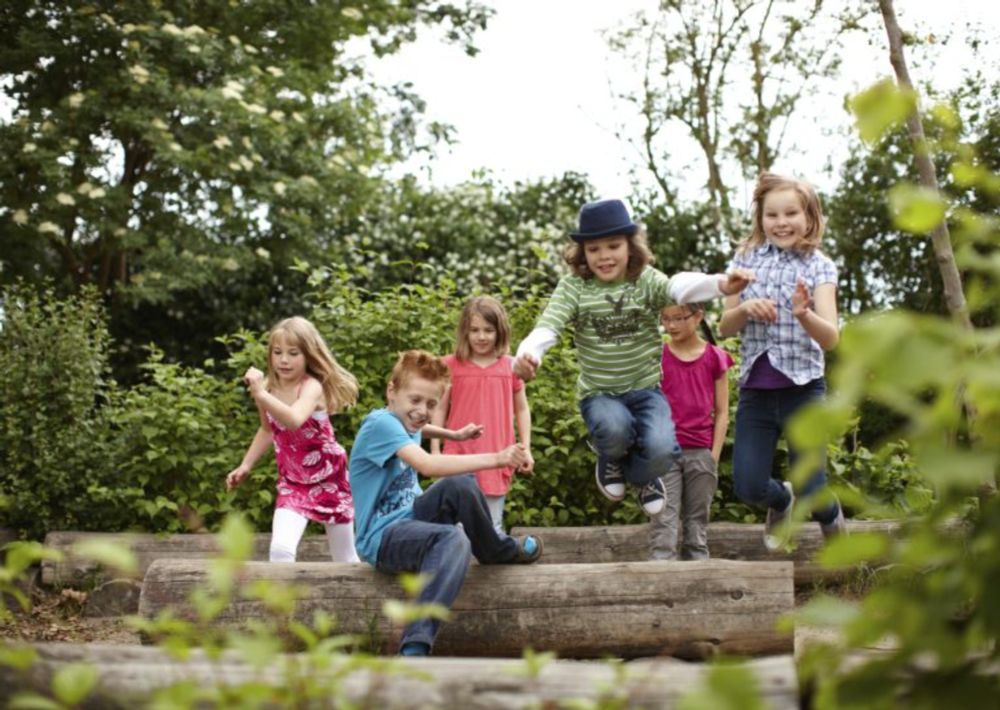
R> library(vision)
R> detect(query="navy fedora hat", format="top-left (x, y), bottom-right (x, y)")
top-left (570, 199), bottom-right (639, 243)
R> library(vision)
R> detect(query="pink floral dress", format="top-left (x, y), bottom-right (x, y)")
top-left (267, 408), bottom-right (354, 525)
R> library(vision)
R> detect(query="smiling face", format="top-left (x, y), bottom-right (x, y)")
top-left (386, 375), bottom-right (445, 433)
top-left (269, 335), bottom-right (307, 385)
top-left (761, 188), bottom-right (810, 251)
top-left (583, 235), bottom-right (630, 282)
top-left (466, 313), bottom-right (498, 359)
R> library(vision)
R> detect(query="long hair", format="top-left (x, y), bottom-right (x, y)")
top-left (737, 172), bottom-right (825, 255)
top-left (266, 317), bottom-right (358, 413)
top-left (563, 228), bottom-right (655, 280)
top-left (454, 296), bottom-right (511, 361)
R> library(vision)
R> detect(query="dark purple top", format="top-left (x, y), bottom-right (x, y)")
top-left (743, 352), bottom-right (796, 390)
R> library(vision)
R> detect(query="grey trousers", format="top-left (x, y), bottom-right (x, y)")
top-left (648, 448), bottom-right (718, 560)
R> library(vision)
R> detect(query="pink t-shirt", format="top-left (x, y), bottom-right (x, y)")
top-left (441, 354), bottom-right (524, 496)
top-left (660, 343), bottom-right (734, 450)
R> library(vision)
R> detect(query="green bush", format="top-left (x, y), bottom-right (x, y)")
top-left (0, 284), bottom-right (123, 538)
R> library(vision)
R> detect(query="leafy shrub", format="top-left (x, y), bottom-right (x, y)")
top-left (0, 284), bottom-right (123, 538)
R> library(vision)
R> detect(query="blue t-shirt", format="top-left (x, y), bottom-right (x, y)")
top-left (349, 408), bottom-right (423, 565)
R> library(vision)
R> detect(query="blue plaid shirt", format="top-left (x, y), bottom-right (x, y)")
top-left (728, 244), bottom-right (838, 387)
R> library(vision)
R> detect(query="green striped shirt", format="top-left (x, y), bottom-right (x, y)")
top-left (536, 267), bottom-right (687, 399)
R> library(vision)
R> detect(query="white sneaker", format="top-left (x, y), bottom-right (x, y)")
top-left (820, 504), bottom-right (848, 540)
top-left (763, 481), bottom-right (795, 551)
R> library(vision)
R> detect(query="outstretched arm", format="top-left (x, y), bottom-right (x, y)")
top-left (396, 443), bottom-right (527, 478)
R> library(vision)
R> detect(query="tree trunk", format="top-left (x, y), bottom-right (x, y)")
top-left (877, 0), bottom-right (971, 328)
top-left (138, 559), bottom-right (795, 659)
top-left (0, 643), bottom-right (800, 709)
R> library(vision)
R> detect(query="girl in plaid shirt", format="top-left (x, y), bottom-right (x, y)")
top-left (719, 173), bottom-right (847, 550)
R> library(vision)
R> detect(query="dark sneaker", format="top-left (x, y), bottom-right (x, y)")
top-left (820, 504), bottom-right (848, 540)
top-left (764, 481), bottom-right (795, 551)
top-left (514, 535), bottom-right (543, 563)
top-left (595, 457), bottom-right (626, 501)
top-left (637, 477), bottom-right (667, 516)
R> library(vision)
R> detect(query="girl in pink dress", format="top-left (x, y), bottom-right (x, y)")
top-left (430, 297), bottom-right (534, 532)
top-left (226, 316), bottom-right (360, 562)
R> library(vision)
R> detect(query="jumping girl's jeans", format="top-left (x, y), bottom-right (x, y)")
top-left (732, 378), bottom-right (839, 525)
top-left (579, 387), bottom-right (681, 485)
top-left (376, 475), bottom-right (521, 651)
top-left (649, 448), bottom-right (718, 560)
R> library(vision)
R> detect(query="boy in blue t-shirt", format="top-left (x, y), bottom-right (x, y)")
top-left (350, 349), bottom-right (543, 656)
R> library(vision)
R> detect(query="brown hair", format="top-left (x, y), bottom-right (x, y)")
top-left (389, 349), bottom-right (451, 391)
top-left (266, 316), bottom-right (358, 413)
top-left (661, 302), bottom-right (718, 346)
top-left (738, 172), bottom-right (825, 255)
top-left (454, 296), bottom-right (511, 361)
top-left (563, 228), bottom-right (655, 280)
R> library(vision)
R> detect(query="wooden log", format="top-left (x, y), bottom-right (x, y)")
top-left (0, 642), bottom-right (799, 709)
top-left (509, 520), bottom-right (943, 586)
top-left (139, 559), bottom-right (794, 659)
top-left (40, 531), bottom-right (334, 587)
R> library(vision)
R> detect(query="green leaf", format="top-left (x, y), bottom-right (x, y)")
top-left (887, 183), bottom-right (947, 234)
top-left (817, 532), bottom-right (889, 568)
top-left (52, 662), bottom-right (98, 706)
top-left (793, 595), bottom-right (861, 628)
top-left (216, 513), bottom-right (253, 561)
top-left (678, 661), bottom-right (766, 710)
top-left (72, 539), bottom-right (138, 577)
top-left (7, 694), bottom-right (63, 710)
top-left (849, 79), bottom-right (916, 144)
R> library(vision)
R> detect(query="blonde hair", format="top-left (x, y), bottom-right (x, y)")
top-left (454, 296), bottom-right (511, 361)
top-left (266, 317), bottom-right (358, 413)
top-left (738, 172), bottom-right (826, 255)
top-left (563, 228), bottom-right (655, 280)
top-left (389, 349), bottom-right (451, 391)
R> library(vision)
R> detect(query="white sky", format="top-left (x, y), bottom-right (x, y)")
top-left (368, 0), bottom-right (999, 203)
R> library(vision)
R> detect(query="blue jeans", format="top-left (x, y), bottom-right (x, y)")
top-left (732, 379), bottom-right (839, 525)
top-left (578, 387), bottom-right (681, 486)
top-left (376, 475), bottom-right (520, 650)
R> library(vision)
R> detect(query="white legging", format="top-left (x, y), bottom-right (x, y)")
top-left (269, 507), bottom-right (360, 563)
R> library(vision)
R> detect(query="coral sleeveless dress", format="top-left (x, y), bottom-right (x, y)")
top-left (266, 407), bottom-right (354, 525)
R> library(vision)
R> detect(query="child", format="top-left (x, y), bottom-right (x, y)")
top-left (514, 198), bottom-right (751, 516)
top-left (226, 316), bottom-right (360, 563)
top-left (349, 350), bottom-right (542, 657)
top-left (718, 172), bottom-right (847, 550)
top-left (649, 303), bottom-right (733, 560)
top-left (430, 296), bottom-right (533, 533)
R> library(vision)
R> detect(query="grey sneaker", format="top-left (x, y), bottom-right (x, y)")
top-left (637, 477), bottom-right (667, 516)
top-left (595, 457), bottom-right (626, 501)
top-left (820, 505), bottom-right (848, 540)
top-left (764, 481), bottom-right (795, 551)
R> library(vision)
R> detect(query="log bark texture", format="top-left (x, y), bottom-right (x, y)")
top-left (0, 642), bottom-right (799, 709)
top-left (40, 531), bottom-right (334, 586)
top-left (511, 519), bottom-right (944, 586)
top-left (139, 559), bottom-right (794, 659)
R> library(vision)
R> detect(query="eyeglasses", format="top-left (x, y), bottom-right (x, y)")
top-left (661, 313), bottom-right (697, 325)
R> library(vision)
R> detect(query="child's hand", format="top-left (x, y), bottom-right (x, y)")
top-left (243, 366), bottom-right (265, 396)
top-left (498, 443), bottom-right (528, 469)
top-left (513, 354), bottom-right (538, 382)
top-left (226, 464), bottom-right (250, 491)
top-left (791, 278), bottom-right (813, 317)
top-left (454, 423), bottom-right (484, 441)
top-left (741, 298), bottom-right (778, 323)
top-left (720, 268), bottom-right (755, 295)
top-left (518, 449), bottom-right (535, 474)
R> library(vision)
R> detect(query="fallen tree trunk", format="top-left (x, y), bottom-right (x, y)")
top-left (40, 531), bottom-right (333, 586)
top-left (510, 519), bottom-right (945, 586)
top-left (0, 642), bottom-right (799, 709)
top-left (139, 559), bottom-right (794, 659)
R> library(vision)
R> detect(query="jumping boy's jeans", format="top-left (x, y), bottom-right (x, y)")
top-left (579, 387), bottom-right (681, 486)
top-left (649, 448), bottom-right (718, 560)
top-left (376, 475), bottom-right (521, 651)
top-left (732, 378), bottom-right (839, 525)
